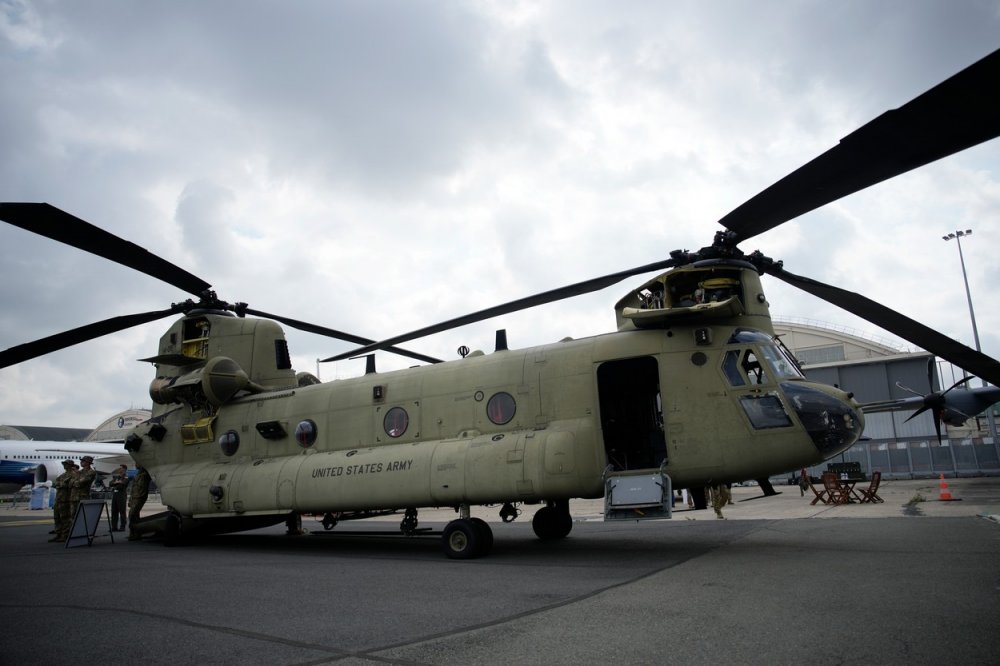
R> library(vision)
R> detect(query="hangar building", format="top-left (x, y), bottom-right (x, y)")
top-left (774, 318), bottom-right (999, 478)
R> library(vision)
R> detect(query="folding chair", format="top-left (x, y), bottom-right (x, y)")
top-left (822, 473), bottom-right (851, 505)
top-left (802, 469), bottom-right (829, 505)
top-left (858, 470), bottom-right (884, 504)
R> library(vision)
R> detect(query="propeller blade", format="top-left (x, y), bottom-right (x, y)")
top-left (0, 203), bottom-right (212, 297)
top-left (764, 265), bottom-right (1000, 387)
top-left (719, 48), bottom-right (1000, 243)
top-left (241, 307), bottom-right (443, 365)
top-left (0, 308), bottom-right (180, 368)
top-left (903, 405), bottom-right (931, 424)
top-left (323, 257), bottom-right (679, 362)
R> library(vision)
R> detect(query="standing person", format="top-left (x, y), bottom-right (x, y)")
top-left (48, 459), bottom-right (76, 543)
top-left (69, 455), bottom-right (97, 525)
top-left (709, 483), bottom-right (730, 519)
top-left (127, 465), bottom-right (151, 541)
top-left (109, 464), bottom-right (129, 531)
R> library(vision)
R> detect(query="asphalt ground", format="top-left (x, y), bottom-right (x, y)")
top-left (1, 477), bottom-right (998, 665)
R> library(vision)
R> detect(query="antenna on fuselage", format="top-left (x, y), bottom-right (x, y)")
top-left (495, 329), bottom-right (508, 352)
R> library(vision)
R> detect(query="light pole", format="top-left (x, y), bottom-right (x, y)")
top-left (942, 230), bottom-right (981, 351)
top-left (942, 229), bottom-right (998, 444)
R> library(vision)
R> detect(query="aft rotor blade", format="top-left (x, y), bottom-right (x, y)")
top-left (0, 202), bottom-right (212, 297)
top-left (324, 257), bottom-right (679, 362)
top-left (0, 308), bottom-right (180, 369)
top-left (719, 48), bottom-right (1000, 243)
top-left (242, 307), bottom-right (443, 365)
top-left (765, 266), bottom-right (1000, 387)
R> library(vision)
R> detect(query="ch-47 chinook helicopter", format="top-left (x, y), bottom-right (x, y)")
top-left (2, 49), bottom-right (1000, 559)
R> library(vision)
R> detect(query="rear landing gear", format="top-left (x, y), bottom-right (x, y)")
top-left (532, 500), bottom-right (572, 540)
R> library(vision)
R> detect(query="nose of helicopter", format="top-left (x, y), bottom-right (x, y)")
top-left (781, 382), bottom-right (864, 458)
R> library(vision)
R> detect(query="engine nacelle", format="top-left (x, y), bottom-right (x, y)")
top-left (33, 460), bottom-right (68, 485)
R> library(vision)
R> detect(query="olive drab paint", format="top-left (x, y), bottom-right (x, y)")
top-left (125, 263), bottom-right (862, 542)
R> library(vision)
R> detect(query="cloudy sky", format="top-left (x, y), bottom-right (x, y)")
top-left (1, 0), bottom-right (998, 428)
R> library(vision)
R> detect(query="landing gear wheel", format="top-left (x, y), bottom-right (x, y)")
top-left (162, 510), bottom-right (183, 547)
top-left (400, 508), bottom-right (419, 535)
top-left (532, 504), bottom-right (572, 540)
top-left (321, 513), bottom-right (338, 531)
top-left (469, 517), bottom-right (493, 556)
top-left (442, 519), bottom-right (483, 559)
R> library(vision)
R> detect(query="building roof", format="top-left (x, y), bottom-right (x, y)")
top-left (772, 317), bottom-right (917, 366)
top-left (0, 425), bottom-right (92, 441)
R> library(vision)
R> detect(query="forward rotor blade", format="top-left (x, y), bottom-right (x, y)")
top-left (242, 308), bottom-right (442, 365)
top-left (0, 203), bottom-right (212, 297)
top-left (323, 257), bottom-right (679, 362)
top-left (719, 48), bottom-right (1000, 243)
top-left (765, 265), bottom-right (1000, 387)
top-left (0, 308), bottom-right (180, 369)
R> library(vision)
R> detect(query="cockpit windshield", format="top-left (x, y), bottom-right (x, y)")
top-left (760, 344), bottom-right (802, 380)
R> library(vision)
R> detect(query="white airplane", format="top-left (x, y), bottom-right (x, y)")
top-left (0, 440), bottom-right (131, 493)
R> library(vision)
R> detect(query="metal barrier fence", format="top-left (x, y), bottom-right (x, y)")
top-left (804, 437), bottom-right (1000, 479)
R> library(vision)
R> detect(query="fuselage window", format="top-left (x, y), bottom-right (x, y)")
top-left (295, 419), bottom-right (318, 448)
top-left (383, 407), bottom-right (409, 438)
top-left (219, 430), bottom-right (240, 457)
top-left (487, 392), bottom-right (516, 425)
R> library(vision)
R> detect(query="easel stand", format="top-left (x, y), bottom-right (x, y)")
top-left (66, 499), bottom-right (115, 548)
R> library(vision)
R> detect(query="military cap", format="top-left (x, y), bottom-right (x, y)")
top-left (62, 459), bottom-right (75, 466)
top-left (80, 455), bottom-right (94, 463)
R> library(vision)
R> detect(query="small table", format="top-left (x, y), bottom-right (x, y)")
top-left (836, 476), bottom-right (867, 503)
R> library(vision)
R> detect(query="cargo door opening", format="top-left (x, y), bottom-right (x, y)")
top-left (597, 356), bottom-right (665, 471)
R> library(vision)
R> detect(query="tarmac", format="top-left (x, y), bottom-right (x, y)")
top-left (1, 476), bottom-right (998, 665)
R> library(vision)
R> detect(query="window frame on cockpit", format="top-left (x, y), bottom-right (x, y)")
top-left (722, 329), bottom-right (804, 388)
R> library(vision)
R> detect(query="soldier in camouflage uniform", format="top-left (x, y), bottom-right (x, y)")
top-left (109, 464), bottom-right (129, 531)
top-left (128, 465), bottom-right (151, 541)
top-left (69, 455), bottom-right (98, 528)
top-left (49, 459), bottom-right (76, 542)
top-left (709, 483), bottom-right (730, 519)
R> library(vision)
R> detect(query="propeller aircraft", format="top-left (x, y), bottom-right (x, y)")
top-left (1, 49), bottom-right (999, 558)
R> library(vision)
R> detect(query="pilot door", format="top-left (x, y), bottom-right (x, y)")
top-left (597, 356), bottom-right (666, 471)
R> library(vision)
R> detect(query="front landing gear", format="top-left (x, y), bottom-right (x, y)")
top-left (532, 500), bottom-right (572, 540)
top-left (400, 508), bottom-right (419, 535)
top-left (441, 505), bottom-right (494, 559)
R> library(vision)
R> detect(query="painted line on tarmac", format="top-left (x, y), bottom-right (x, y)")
top-left (0, 519), bottom-right (52, 527)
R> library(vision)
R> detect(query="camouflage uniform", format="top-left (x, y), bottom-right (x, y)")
top-left (69, 458), bottom-right (98, 527)
top-left (109, 466), bottom-right (129, 531)
top-left (710, 483), bottom-right (730, 519)
top-left (49, 461), bottom-right (76, 542)
top-left (128, 467), bottom-right (151, 540)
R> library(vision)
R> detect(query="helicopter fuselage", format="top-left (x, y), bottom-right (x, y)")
top-left (127, 265), bottom-right (863, 526)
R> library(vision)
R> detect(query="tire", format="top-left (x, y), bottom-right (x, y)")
top-left (162, 511), bottom-right (182, 547)
top-left (532, 505), bottom-right (572, 540)
top-left (442, 519), bottom-right (481, 559)
top-left (469, 517), bottom-right (493, 556)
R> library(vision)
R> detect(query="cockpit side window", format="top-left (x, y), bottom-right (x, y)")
top-left (723, 350), bottom-right (745, 386)
top-left (742, 349), bottom-right (768, 385)
top-left (722, 348), bottom-right (770, 386)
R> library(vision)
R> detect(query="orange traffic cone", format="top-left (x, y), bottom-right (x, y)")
top-left (938, 473), bottom-right (955, 501)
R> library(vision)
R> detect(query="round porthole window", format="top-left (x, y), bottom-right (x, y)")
top-left (383, 407), bottom-right (409, 438)
top-left (487, 392), bottom-right (516, 425)
top-left (295, 419), bottom-right (318, 448)
top-left (219, 430), bottom-right (240, 457)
